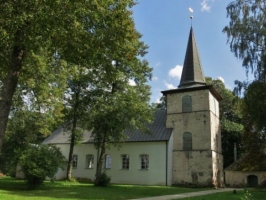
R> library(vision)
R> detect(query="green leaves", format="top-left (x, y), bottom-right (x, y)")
top-left (20, 144), bottom-right (65, 189)
top-left (223, 0), bottom-right (266, 77)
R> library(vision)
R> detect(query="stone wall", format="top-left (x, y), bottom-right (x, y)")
top-left (225, 170), bottom-right (266, 187)
top-left (166, 88), bottom-right (223, 187)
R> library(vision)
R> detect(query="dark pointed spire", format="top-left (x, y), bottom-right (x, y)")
top-left (178, 27), bottom-right (206, 88)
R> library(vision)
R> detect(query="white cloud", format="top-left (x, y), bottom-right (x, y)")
top-left (128, 79), bottom-right (136, 86)
top-left (164, 81), bottom-right (176, 89)
top-left (168, 65), bottom-right (183, 79)
top-left (155, 62), bottom-right (161, 67)
top-left (217, 76), bottom-right (224, 83)
top-left (155, 98), bottom-right (161, 103)
top-left (201, 0), bottom-right (214, 12)
top-left (152, 76), bottom-right (159, 81)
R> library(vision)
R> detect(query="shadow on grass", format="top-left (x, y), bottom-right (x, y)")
top-left (0, 177), bottom-right (209, 200)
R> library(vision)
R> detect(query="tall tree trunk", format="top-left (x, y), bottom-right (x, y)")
top-left (66, 90), bottom-right (80, 180)
top-left (95, 135), bottom-right (106, 184)
top-left (66, 123), bottom-right (76, 180)
top-left (0, 45), bottom-right (24, 154)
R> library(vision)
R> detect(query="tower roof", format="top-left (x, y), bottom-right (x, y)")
top-left (178, 27), bottom-right (206, 88)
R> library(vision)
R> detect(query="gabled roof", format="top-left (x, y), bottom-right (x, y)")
top-left (125, 110), bottom-right (172, 142)
top-left (178, 27), bottom-right (206, 88)
top-left (42, 110), bottom-right (172, 144)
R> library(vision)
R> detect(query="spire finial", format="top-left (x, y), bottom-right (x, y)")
top-left (189, 7), bottom-right (193, 25)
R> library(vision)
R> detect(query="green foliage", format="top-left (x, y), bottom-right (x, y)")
top-left (221, 118), bottom-right (243, 132)
top-left (224, 0), bottom-right (266, 170)
top-left (243, 81), bottom-right (266, 130)
top-left (0, 109), bottom-right (60, 176)
top-left (241, 190), bottom-right (254, 200)
top-left (223, 0), bottom-right (266, 78)
top-left (19, 144), bottom-right (65, 189)
top-left (151, 96), bottom-right (166, 110)
top-left (206, 77), bottom-right (244, 168)
top-left (94, 171), bottom-right (111, 187)
top-left (0, 0), bottom-right (145, 153)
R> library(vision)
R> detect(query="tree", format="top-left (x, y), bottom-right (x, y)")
top-left (85, 58), bottom-right (152, 186)
top-left (0, 110), bottom-right (58, 176)
top-left (50, 1), bottom-right (153, 182)
top-left (0, 74), bottom-right (65, 175)
top-left (151, 96), bottom-right (166, 110)
top-left (0, 0), bottom-right (138, 153)
top-left (206, 77), bottom-right (244, 167)
top-left (223, 0), bottom-right (266, 79)
top-left (19, 144), bottom-right (65, 189)
top-left (63, 66), bottom-right (92, 181)
top-left (238, 80), bottom-right (266, 169)
top-left (223, 0), bottom-right (266, 169)
top-left (90, 83), bottom-right (153, 186)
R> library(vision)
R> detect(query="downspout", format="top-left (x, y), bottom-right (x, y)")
top-left (166, 141), bottom-right (168, 186)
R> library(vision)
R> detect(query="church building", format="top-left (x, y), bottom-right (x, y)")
top-left (43, 27), bottom-right (224, 187)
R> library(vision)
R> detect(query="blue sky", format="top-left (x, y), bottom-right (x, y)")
top-left (132, 0), bottom-right (252, 103)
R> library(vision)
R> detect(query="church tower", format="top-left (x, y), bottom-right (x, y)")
top-left (162, 27), bottom-right (224, 187)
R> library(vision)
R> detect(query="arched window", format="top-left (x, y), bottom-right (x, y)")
top-left (182, 95), bottom-right (192, 112)
top-left (183, 132), bottom-right (192, 150)
top-left (86, 154), bottom-right (94, 169)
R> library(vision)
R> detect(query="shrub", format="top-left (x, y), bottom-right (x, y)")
top-left (94, 171), bottom-right (111, 187)
top-left (19, 144), bottom-right (65, 189)
top-left (241, 190), bottom-right (254, 200)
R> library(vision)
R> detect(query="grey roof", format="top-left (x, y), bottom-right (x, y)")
top-left (124, 110), bottom-right (172, 142)
top-left (42, 110), bottom-right (172, 144)
top-left (178, 27), bottom-right (206, 88)
top-left (42, 127), bottom-right (93, 144)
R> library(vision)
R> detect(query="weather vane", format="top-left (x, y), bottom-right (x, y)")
top-left (189, 7), bottom-right (193, 25)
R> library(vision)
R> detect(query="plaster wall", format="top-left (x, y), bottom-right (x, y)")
top-left (225, 171), bottom-right (266, 187)
top-left (54, 141), bottom-right (171, 185)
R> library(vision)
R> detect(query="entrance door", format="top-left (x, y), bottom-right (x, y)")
top-left (247, 175), bottom-right (258, 187)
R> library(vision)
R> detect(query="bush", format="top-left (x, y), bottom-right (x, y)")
top-left (241, 190), bottom-right (254, 200)
top-left (94, 171), bottom-right (111, 187)
top-left (19, 144), bottom-right (65, 189)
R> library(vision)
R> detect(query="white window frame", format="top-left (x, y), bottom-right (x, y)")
top-left (121, 154), bottom-right (130, 169)
top-left (105, 154), bottom-right (111, 169)
top-left (140, 154), bottom-right (149, 170)
top-left (86, 154), bottom-right (94, 169)
top-left (72, 154), bottom-right (78, 168)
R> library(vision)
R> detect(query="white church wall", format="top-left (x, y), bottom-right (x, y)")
top-left (54, 141), bottom-right (169, 185)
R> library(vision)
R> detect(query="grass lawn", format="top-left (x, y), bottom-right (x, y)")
top-left (0, 176), bottom-right (209, 200)
top-left (178, 189), bottom-right (266, 200)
